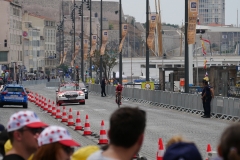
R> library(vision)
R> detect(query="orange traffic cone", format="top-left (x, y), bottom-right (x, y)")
top-left (47, 100), bottom-right (52, 113)
top-left (44, 99), bottom-right (48, 111)
top-left (157, 138), bottom-right (164, 160)
top-left (51, 103), bottom-right (56, 117)
top-left (67, 108), bottom-right (74, 126)
top-left (55, 104), bottom-right (61, 119)
top-left (98, 120), bottom-right (108, 144)
top-left (83, 115), bottom-right (91, 136)
top-left (61, 106), bottom-right (68, 122)
top-left (75, 111), bottom-right (82, 130)
top-left (206, 144), bottom-right (212, 160)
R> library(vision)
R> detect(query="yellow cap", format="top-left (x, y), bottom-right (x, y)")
top-left (71, 145), bottom-right (100, 160)
top-left (4, 139), bottom-right (12, 154)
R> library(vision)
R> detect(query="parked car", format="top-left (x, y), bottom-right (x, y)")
top-left (56, 83), bottom-right (85, 105)
top-left (78, 82), bottom-right (88, 99)
top-left (0, 84), bottom-right (28, 108)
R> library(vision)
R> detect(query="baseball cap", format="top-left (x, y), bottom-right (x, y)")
top-left (72, 145), bottom-right (99, 160)
top-left (38, 126), bottom-right (80, 147)
top-left (7, 111), bottom-right (48, 132)
top-left (163, 142), bottom-right (202, 160)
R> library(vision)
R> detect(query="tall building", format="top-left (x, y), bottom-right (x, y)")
top-left (22, 12), bottom-right (57, 75)
top-left (198, 0), bottom-right (225, 25)
top-left (0, 0), bottom-right (23, 79)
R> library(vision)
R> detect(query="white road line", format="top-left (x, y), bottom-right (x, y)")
top-left (93, 109), bottom-right (106, 111)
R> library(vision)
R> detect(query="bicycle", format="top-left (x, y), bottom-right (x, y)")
top-left (116, 91), bottom-right (121, 108)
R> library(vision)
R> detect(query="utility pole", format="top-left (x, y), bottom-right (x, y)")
top-left (100, 0), bottom-right (103, 83)
top-left (89, 0), bottom-right (92, 78)
top-left (180, 21), bottom-right (183, 56)
top-left (73, 0), bottom-right (76, 80)
top-left (184, 0), bottom-right (189, 93)
top-left (146, 0), bottom-right (149, 81)
top-left (119, 0), bottom-right (122, 84)
top-left (81, 0), bottom-right (84, 82)
top-left (62, 0), bottom-right (64, 58)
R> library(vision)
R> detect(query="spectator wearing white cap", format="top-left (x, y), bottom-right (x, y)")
top-left (32, 126), bottom-right (80, 160)
top-left (3, 111), bottom-right (48, 160)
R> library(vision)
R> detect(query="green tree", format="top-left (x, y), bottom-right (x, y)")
top-left (57, 64), bottom-right (68, 73)
top-left (109, 24), bottom-right (114, 30)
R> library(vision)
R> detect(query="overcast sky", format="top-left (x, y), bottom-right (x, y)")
top-left (95, 0), bottom-right (240, 26)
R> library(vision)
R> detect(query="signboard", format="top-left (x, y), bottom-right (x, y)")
top-left (187, 0), bottom-right (199, 44)
top-left (141, 82), bottom-right (154, 90)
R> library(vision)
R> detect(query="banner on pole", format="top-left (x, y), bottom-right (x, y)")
top-left (118, 24), bottom-right (128, 53)
top-left (83, 39), bottom-right (88, 60)
top-left (90, 34), bottom-right (97, 57)
top-left (100, 30), bottom-right (108, 55)
top-left (187, 0), bottom-right (199, 44)
top-left (147, 14), bottom-right (157, 49)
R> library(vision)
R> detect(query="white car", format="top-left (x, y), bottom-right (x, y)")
top-left (56, 84), bottom-right (85, 105)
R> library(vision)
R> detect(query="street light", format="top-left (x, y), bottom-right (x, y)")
top-left (119, 0), bottom-right (122, 84)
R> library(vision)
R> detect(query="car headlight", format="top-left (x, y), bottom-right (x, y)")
top-left (79, 93), bottom-right (84, 96)
top-left (58, 94), bottom-right (65, 97)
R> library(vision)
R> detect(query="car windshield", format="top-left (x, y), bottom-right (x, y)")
top-left (59, 85), bottom-right (77, 91)
top-left (79, 83), bottom-right (85, 88)
top-left (5, 87), bottom-right (24, 92)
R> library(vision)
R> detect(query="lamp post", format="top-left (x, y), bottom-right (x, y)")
top-left (119, 0), bottom-right (122, 84)
top-left (89, 0), bottom-right (92, 78)
top-left (81, 0), bottom-right (84, 82)
top-left (184, 0), bottom-right (189, 93)
top-left (100, 0), bottom-right (103, 83)
top-left (146, 0), bottom-right (149, 81)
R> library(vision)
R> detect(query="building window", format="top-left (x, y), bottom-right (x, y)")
top-left (0, 52), bottom-right (8, 61)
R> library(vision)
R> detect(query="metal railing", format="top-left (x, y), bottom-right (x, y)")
top-left (89, 84), bottom-right (240, 122)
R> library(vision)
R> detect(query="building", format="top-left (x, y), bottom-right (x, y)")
top-left (22, 11), bottom-right (57, 75)
top-left (0, 0), bottom-right (23, 80)
top-left (198, 0), bottom-right (225, 25)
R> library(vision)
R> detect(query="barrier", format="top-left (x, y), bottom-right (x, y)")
top-left (88, 84), bottom-right (240, 121)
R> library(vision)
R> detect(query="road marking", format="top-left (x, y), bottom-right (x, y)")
top-left (93, 109), bottom-right (106, 111)
top-left (72, 109), bottom-right (84, 112)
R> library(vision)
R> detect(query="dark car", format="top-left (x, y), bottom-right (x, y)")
top-left (78, 82), bottom-right (88, 99)
top-left (0, 84), bottom-right (28, 108)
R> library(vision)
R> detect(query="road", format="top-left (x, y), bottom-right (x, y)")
top-left (0, 83), bottom-right (233, 160)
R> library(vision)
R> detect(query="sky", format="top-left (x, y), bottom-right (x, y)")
top-left (95, 0), bottom-right (240, 26)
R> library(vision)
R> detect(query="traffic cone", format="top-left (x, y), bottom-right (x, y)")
top-left (75, 111), bottom-right (82, 130)
top-left (67, 108), bottom-right (74, 126)
top-left (51, 103), bottom-right (56, 117)
top-left (61, 106), bottom-right (68, 122)
top-left (206, 144), bottom-right (212, 160)
top-left (83, 115), bottom-right (91, 136)
top-left (44, 99), bottom-right (48, 111)
top-left (98, 120), bottom-right (108, 144)
top-left (157, 138), bottom-right (164, 160)
top-left (55, 104), bottom-right (62, 119)
top-left (47, 100), bottom-right (52, 113)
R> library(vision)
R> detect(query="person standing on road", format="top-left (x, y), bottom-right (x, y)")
top-left (87, 107), bottom-right (146, 160)
top-left (101, 78), bottom-right (106, 97)
top-left (3, 111), bottom-right (48, 160)
top-left (32, 126), bottom-right (80, 160)
top-left (201, 80), bottom-right (212, 118)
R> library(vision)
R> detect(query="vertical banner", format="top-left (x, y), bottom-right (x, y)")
top-left (71, 42), bottom-right (80, 67)
top-left (83, 39), bottom-right (88, 60)
top-left (118, 24), bottom-right (128, 53)
top-left (90, 35), bottom-right (97, 57)
top-left (188, 0), bottom-right (199, 44)
top-left (100, 30), bottom-right (108, 55)
top-left (62, 48), bottom-right (68, 63)
top-left (60, 51), bottom-right (63, 64)
top-left (147, 14), bottom-right (157, 49)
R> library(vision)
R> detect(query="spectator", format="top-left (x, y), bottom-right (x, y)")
top-left (3, 111), bottom-right (48, 160)
top-left (163, 136), bottom-right (202, 160)
top-left (201, 80), bottom-right (212, 118)
top-left (72, 145), bottom-right (99, 160)
top-left (87, 107), bottom-right (146, 160)
top-left (215, 123), bottom-right (240, 160)
top-left (0, 124), bottom-right (8, 157)
top-left (32, 126), bottom-right (80, 160)
top-left (101, 78), bottom-right (106, 97)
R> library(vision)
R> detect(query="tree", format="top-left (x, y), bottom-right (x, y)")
top-left (109, 24), bottom-right (114, 30)
top-left (92, 40), bottom-right (118, 81)
top-left (131, 17), bottom-right (136, 26)
top-left (57, 64), bottom-right (68, 73)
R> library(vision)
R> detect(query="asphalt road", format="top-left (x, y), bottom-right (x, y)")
top-left (0, 83), bottom-right (233, 160)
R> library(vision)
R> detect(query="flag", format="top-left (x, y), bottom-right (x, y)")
top-left (90, 35), bottom-right (97, 57)
top-left (147, 14), bottom-right (157, 49)
top-left (118, 24), bottom-right (128, 53)
top-left (100, 30), bottom-right (108, 55)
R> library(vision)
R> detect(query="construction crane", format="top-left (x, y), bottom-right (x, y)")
top-left (155, 0), bottom-right (163, 57)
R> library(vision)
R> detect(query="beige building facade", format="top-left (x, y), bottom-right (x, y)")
top-left (0, 0), bottom-right (23, 68)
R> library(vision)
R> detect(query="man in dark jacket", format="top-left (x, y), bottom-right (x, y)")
top-left (201, 80), bottom-right (212, 118)
top-left (101, 78), bottom-right (106, 97)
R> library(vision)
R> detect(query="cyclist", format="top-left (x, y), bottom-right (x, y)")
top-left (115, 82), bottom-right (123, 105)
